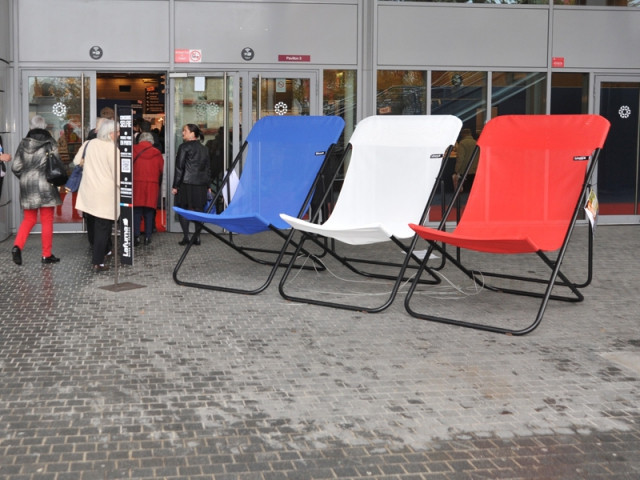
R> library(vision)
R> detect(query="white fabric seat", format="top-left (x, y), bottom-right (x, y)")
top-left (281, 115), bottom-right (462, 245)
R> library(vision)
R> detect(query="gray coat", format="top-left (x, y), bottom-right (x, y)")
top-left (11, 129), bottom-right (62, 210)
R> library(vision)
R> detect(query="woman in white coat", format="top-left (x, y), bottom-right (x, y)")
top-left (75, 119), bottom-right (120, 272)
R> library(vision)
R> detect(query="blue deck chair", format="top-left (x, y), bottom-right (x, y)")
top-left (173, 115), bottom-right (345, 294)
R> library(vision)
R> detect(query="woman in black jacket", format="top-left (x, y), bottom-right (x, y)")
top-left (172, 124), bottom-right (211, 245)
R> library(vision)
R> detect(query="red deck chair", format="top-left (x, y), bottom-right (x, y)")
top-left (404, 114), bottom-right (610, 335)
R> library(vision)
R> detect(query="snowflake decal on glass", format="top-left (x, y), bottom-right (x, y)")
top-left (52, 102), bottom-right (67, 118)
top-left (274, 101), bottom-right (288, 116)
top-left (195, 102), bottom-right (221, 119)
top-left (619, 105), bottom-right (631, 119)
top-left (208, 103), bottom-right (220, 117)
top-left (195, 102), bottom-right (208, 120)
top-left (618, 105), bottom-right (631, 118)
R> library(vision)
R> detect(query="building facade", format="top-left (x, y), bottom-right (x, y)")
top-left (1, 0), bottom-right (639, 239)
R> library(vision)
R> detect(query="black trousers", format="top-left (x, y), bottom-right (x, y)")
top-left (91, 215), bottom-right (113, 266)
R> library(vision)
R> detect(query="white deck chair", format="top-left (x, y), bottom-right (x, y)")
top-left (278, 115), bottom-right (462, 313)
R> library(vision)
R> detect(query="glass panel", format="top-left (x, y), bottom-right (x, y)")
top-left (257, 77), bottom-right (310, 118)
top-left (376, 70), bottom-right (426, 116)
top-left (378, 0), bottom-right (640, 5)
top-left (322, 70), bottom-right (357, 218)
top-left (323, 69), bottom-right (357, 149)
top-left (491, 72), bottom-right (546, 116)
top-left (551, 72), bottom-right (588, 114)
top-left (432, 71), bottom-right (487, 129)
top-left (431, 71), bottom-right (487, 220)
top-left (598, 81), bottom-right (640, 215)
top-left (557, 0), bottom-right (637, 6)
top-left (378, 0), bottom-right (550, 4)
top-left (28, 75), bottom-right (90, 224)
top-left (173, 75), bottom-right (232, 172)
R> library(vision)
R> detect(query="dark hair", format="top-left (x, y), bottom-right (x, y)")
top-left (185, 123), bottom-right (204, 142)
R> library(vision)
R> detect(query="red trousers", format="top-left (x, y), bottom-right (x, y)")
top-left (14, 207), bottom-right (54, 257)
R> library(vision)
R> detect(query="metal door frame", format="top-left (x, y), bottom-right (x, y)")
top-left (20, 69), bottom-right (96, 233)
top-left (594, 75), bottom-right (640, 225)
top-left (166, 70), bottom-right (319, 233)
top-left (248, 70), bottom-right (319, 126)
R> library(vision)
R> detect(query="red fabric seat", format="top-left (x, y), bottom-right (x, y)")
top-left (410, 115), bottom-right (610, 254)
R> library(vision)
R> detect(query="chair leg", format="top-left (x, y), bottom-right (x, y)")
top-left (173, 223), bottom-right (302, 295)
top-left (278, 234), bottom-right (440, 313)
top-left (403, 242), bottom-right (584, 336)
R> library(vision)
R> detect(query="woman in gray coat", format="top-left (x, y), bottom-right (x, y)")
top-left (11, 115), bottom-right (62, 265)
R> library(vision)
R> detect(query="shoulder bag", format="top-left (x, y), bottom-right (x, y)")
top-left (44, 143), bottom-right (69, 187)
top-left (65, 140), bottom-right (89, 193)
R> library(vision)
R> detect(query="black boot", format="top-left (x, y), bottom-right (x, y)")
top-left (12, 246), bottom-right (22, 265)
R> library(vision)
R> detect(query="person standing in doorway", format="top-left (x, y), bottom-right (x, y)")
top-left (172, 124), bottom-right (211, 246)
top-left (75, 119), bottom-right (120, 272)
top-left (453, 128), bottom-right (478, 192)
top-left (133, 132), bottom-right (164, 246)
top-left (10, 115), bottom-right (63, 265)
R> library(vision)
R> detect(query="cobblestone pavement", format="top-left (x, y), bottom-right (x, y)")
top-left (1, 225), bottom-right (639, 479)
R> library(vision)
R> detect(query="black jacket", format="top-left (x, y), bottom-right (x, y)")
top-left (172, 140), bottom-right (211, 188)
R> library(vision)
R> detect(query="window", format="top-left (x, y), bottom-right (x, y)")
top-left (551, 73), bottom-right (588, 114)
top-left (377, 70), bottom-right (426, 116)
top-left (491, 72), bottom-right (546, 116)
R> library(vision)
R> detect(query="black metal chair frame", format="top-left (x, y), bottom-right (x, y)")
top-left (277, 145), bottom-right (458, 314)
top-left (404, 148), bottom-right (601, 336)
top-left (173, 141), bottom-right (341, 295)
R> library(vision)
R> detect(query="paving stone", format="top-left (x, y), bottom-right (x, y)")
top-left (1, 226), bottom-right (640, 479)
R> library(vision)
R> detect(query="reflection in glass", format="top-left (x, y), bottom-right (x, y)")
top-left (432, 71), bottom-right (487, 134)
top-left (28, 75), bottom-right (90, 224)
top-left (551, 73), bottom-right (588, 114)
top-left (173, 76), bottom-right (234, 173)
top-left (378, 0), bottom-right (640, 5)
top-left (323, 69), bottom-right (357, 147)
top-left (377, 70), bottom-right (426, 116)
top-left (491, 72), bottom-right (546, 116)
top-left (598, 82), bottom-right (640, 215)
top-left (256, 78), bottom-right (310, 118)
top-left (431, 72), bottom-right (488, 214)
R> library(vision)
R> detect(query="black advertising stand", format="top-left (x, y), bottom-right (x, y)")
top-left (100, 105), bottom-right (145, 292)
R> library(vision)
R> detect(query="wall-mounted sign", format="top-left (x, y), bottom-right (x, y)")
top-left (175, 49), bottom-right (202, 63)
top-left (144, 86), bottom-right (164, 115)
top-left (241, 47), bottom-right (254, 61)
top-left (552, 57), bottom-right (565, 68)
top-left (278, 55), bottom-right (311, 63)
top-left (89, 46), bottom-right (103, 60)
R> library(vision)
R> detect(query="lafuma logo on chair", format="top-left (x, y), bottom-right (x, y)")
top-left (573, 156), bottom-right (590, 161)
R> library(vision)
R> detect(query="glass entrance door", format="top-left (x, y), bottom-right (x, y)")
top-left (169, 71), bottom-right (317, 232)
top-left (22, 71), bottom-right (95, 232)
top-left (595, 77), bottom-right (640, 224)
top-left (251, 72), bottom-right (317, 123)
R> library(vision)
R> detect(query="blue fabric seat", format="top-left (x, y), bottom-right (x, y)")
top-left (173, 115), bottom-right (345, 294)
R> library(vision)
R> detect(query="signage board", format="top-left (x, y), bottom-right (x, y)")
top-left (117, 106), bottom-right (134, 266)
top-left (175, 49), bottom-right (203, 63)
top-left (278, 55), bottom-right (311, 62)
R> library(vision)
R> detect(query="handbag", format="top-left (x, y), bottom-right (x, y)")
top-left (44, 144), bottom-right (69, 187)
top-left (65, 140), bottom-right (89, 193)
